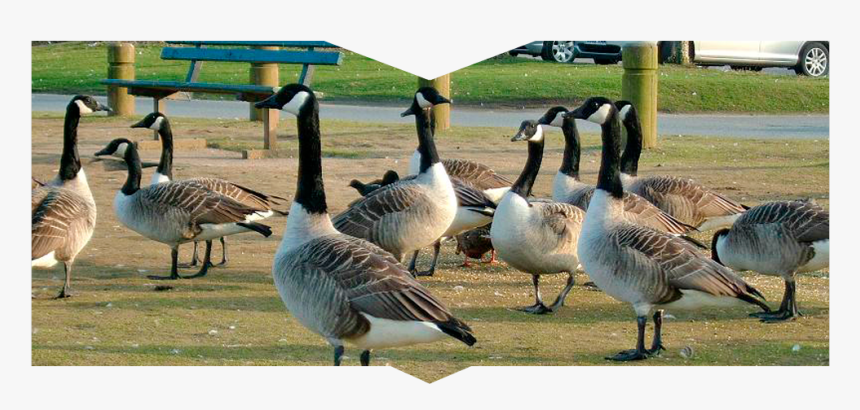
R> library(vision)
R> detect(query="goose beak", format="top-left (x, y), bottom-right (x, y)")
top-left (435, 96), bottom-right (452, 105)
top-left (511, 132), bottom-right (527, 142)
top-left (130, 118), bottom-right (147, 128)
top-left (400, 109), bottom-right (413, 117)
top-left (255, 96), bottom-right (280, 109)
top-left (565, 106), bottom-right (587, 120)
top-left (94, 148), bottom-right (110, 157)
top-left (96, 102), bottom-right (112, 113)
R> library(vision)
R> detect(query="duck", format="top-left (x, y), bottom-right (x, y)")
top-left (331, 88), bottom-right (458, 266)
top-left (568, 97), bottom-right (769, 361)
top-left (454, 225), bottom-right (495, 267)
top-left (490, 119), bottom-right (585, 314)
top-left (539, 106), bottom-right (703, 244)
top-left (32, 95), bottom-right (109, 298)
top-left (712, 199), bottom-right (829, 322)
top-left (255, 83), bottom-right (475, 366)
top-left (614, 101), bottom-right (748, 231)
top-left (348, 170), bottom-right (400, 196)
top-left (102, 138), bottom-right (273, 280)
top-left (97, 113), bottom-right (288, 276)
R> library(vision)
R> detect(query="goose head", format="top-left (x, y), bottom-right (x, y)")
top-left (614, 100), bottom-right (635, 123)
top-left (95, 138), bottom-right (134, 159)
top-left (255, 83), bottom-right (315, 116)
top-left (710, 228), bottom-right (731, 265)
top-left (401, 87), bottom-right (451, 117)
top-left (131, 112), bottom-right (167, 131)
top-left (69, 95), bottom-right (111, 116)
top-left (566, 97), bottom-right (616, 125)
top-left (511, 120), bottom-right (544, 142)
top-left (538, 106), bottom-right (568, 128)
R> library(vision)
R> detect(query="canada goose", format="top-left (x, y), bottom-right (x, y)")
top-left (712, 200), bottom-right (829, 322)
top-left (32, 95), bottom-right (108, 298)
top-left (112, 112), bottom-right (289, 275)
top-left (255, 84), bottom-right (475, 366)
top-left (615, 101), bottom-right (747, 231)
top-left (568, 97), bottom-right (768, 361)
top-left (490, 120), bottom-right (585, 314)
top-left (348, 170), bottom-right (400, 196)
top-left (331, 88), bottom-right (458, 265)
top-left (409, 157), bottom-right (512, 203)
top-left (103, 138), bottom-right (273, 280)
top-left (455, 225), bottom-right (495, 267)
top-left (540, 106), bottom-right (702, 242)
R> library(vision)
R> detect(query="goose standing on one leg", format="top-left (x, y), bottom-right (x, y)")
top-left (712, 200), bottom-right (829, 322)
top-left (32, 95), bottom-right (109, 298)
top-left (255, 84), bottom-right (475, 366)
top-left (568, 97), bottom-right (768, 361)
top-left (490, 120), bottom-right (585, 314)
top-left (614, 101), bottom-right (747, 231)
top-left (102, 138), bottom-right (273, 280)
top-left (331, 88), bottom-right (458, 265)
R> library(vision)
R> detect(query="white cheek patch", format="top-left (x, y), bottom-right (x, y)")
top-left (550, 113), bottom-right (564, 127)
top-left (283, 91), bottom-right (310, 115)
top-left (75, 100), bottom-right (93, 114)
top-left (529, 125), bottom-right (544, 142)
top-left (619, 104), bottom-right (631, 121)
top-left (587, 104), bottom-right (612, 124)
top-left (149, 116), bottom-right (164, 131)
top-left (114, 142), bottom-right (128, 158)
top-left (416, 92), bottom-right (432, 109)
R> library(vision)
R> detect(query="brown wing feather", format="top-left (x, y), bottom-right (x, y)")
top-left (139, 181), bottom-right (266, 226)
top-left (332, 182), bottom-right (427, 238)
top-left (442, 158), bottom-right (512, 190)
top-left (32, 187), bottom-right (92, 260)
top-left (738, 200), bottom-right (829, 244)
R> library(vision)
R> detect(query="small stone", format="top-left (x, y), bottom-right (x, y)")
top-left (453, 286), bottom-right (465, 292)
top-left (208, 329), bottom-right (218, 336)
top-left (792, 344), bottom-right (802, 352)
top-left (171, 349), bottom-right (181, 354)
top-left (229, 325), bottom-right (236, 330)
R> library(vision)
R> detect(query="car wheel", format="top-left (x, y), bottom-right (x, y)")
top-left (509, 51), bottom-right (519, 57)
top-left (795, 42), bottom-right (828, 77)
top-left (594, 58), bottom-right (619, 65)
top-left (541, 41), bottom-right (576, 63)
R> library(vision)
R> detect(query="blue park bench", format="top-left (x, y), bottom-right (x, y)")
top-left (101, 41), bottom-right (343, 149)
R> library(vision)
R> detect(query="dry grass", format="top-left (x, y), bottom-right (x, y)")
top-left (31, 113), bottom-right (829, 381)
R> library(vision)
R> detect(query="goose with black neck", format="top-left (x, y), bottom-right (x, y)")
top-left (568, 97), bottom-right (768, 361)
top-left (255, 84), bottom-right (475, 366)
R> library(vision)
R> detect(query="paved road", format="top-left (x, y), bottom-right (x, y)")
top-left (32, 93), bottom-right (828, 139)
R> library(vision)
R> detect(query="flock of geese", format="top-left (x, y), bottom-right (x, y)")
top-left (32, 86), bottom-right (829, 364)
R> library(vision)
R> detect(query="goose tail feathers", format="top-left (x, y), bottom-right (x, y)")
top-left (237, 222), bottom-right (273, 237)
top-left (435, 319), bottom-right (476, 347)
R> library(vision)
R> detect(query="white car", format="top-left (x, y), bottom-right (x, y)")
top-left (665, 41), bottom-right (829, 77)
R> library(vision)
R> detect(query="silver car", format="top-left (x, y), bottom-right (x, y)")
top-left (683, 41), bottom-right (829, 77)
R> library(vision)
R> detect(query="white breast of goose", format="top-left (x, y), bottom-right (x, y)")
top-left (415, 162), bottom-right (458, 211)
top-left (492, 192), bottom-right (573, 273)
top-left (278, 202), bottom-right (340, 254)
top-left (49, 169), bottom-right (95, 206)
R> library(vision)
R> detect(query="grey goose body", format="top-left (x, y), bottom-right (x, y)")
top-left (712, 199), bottom-right (829, 321)
top-left (490, 119), bottom-right (585, 314)
top-left (256, 84), bottom-right (474, 366)
top-left (569, 97), bottom-right (767, 361)
top-left (615, 101), bottom-right (747, 231)
top-left (31, 95), bottom-right (109, 298)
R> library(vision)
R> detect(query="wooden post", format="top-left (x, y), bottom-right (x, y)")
top-left (622, 42), bottom-right (659, 148)
top-left (106, 42), bottom-right (135, 116)
top-left (250, 46), bottom-right (280, 123)
top-left (418, 74), bottom-right (450, 131)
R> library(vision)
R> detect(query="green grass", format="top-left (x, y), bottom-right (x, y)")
top-left (32, 42), bottom-right (829, 113)
top-left (31, 114), bottom-right (829, 379)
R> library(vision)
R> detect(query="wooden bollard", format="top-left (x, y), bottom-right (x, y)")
top-left (622, 42), bottom-right (658, 148)
top-left (418, 74), bottom-right (451, 131)
top-left (107, 42), bottom-right (135, 116)
top-left (250, 45), bottom-right (280, 123)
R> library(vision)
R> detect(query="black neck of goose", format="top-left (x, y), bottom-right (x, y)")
top-left (156, 118), bottom-right (174, 180)
top-left (294, 97), bottom-right (327, 214)
top-left (121, 145), bottom-right (142, 195)
top-left (596, 115), bottom-right (624, 199)
top-left (619, 109), bottom-right (642, 176)
top-left (559, 116), bottom-right (581, 180)
top-left (512, 138), bottom-right (544, 198)
top-left (415, 109), bottom-right (440, 173)
top-left (59, 103), bottom-right (82, 181)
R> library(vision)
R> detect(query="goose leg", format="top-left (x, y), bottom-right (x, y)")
top-left (407, 250), bottom-right (420, 275)
top-left (216, 237), bottom-right (228, 266)
top-left (178, 242), bottom-right (199, 268)
top-left (759, 278), bottom-right (801, 322)
top-left (482, 249), bottom-right (496, 264)
top-left (517, 275), bottom-right (551, 314)
top-left (607, 316), bottom-right (649, 361)
top-left (334, 345), bottom-right (345, 366)
top-left (54, 261), bottom-right (74, 299)
top-left (184, 240), bottom-right (214, 279)
top-left (415, 240), bottom-right (441, 277)
top-left (460, 254), bottom-right (472, 268)
top-left (360, 350), bottom-right (371, 366)
top-left (548, 272), bottom-right (576, 311)
top-left (648, 310), bottom-right (666, 355)
top-left (148, 247), bottom-right (182, 280)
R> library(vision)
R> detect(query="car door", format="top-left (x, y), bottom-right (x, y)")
top-left (758, 41), bottom-right (804, 65)
top-left (694, 41), bottom-right (761, 64)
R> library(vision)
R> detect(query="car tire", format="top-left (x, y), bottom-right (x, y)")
top-left (541, 41), bottom-right (576, 63)
top-left (508, 51), bottom-right (519, 57)
top-left (795, 42), bottom-right (829, 77)
top-left (594, 58), bottom-right (619, 65)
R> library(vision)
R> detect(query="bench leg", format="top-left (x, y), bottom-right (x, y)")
top-left (263, 108), bottom-right (277, 150)
top-left (153, 98), bottom-right (166, 140)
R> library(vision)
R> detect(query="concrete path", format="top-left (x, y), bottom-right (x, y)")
top-left (32, 93), bottom-right (828, 139)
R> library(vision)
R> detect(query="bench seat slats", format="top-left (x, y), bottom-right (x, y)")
top-left (161, 47), bottom-right (342, 65)
top-left (101, 79), bottom-right (277, 95)
top-left (166, 41), bottom-right (337, 48)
